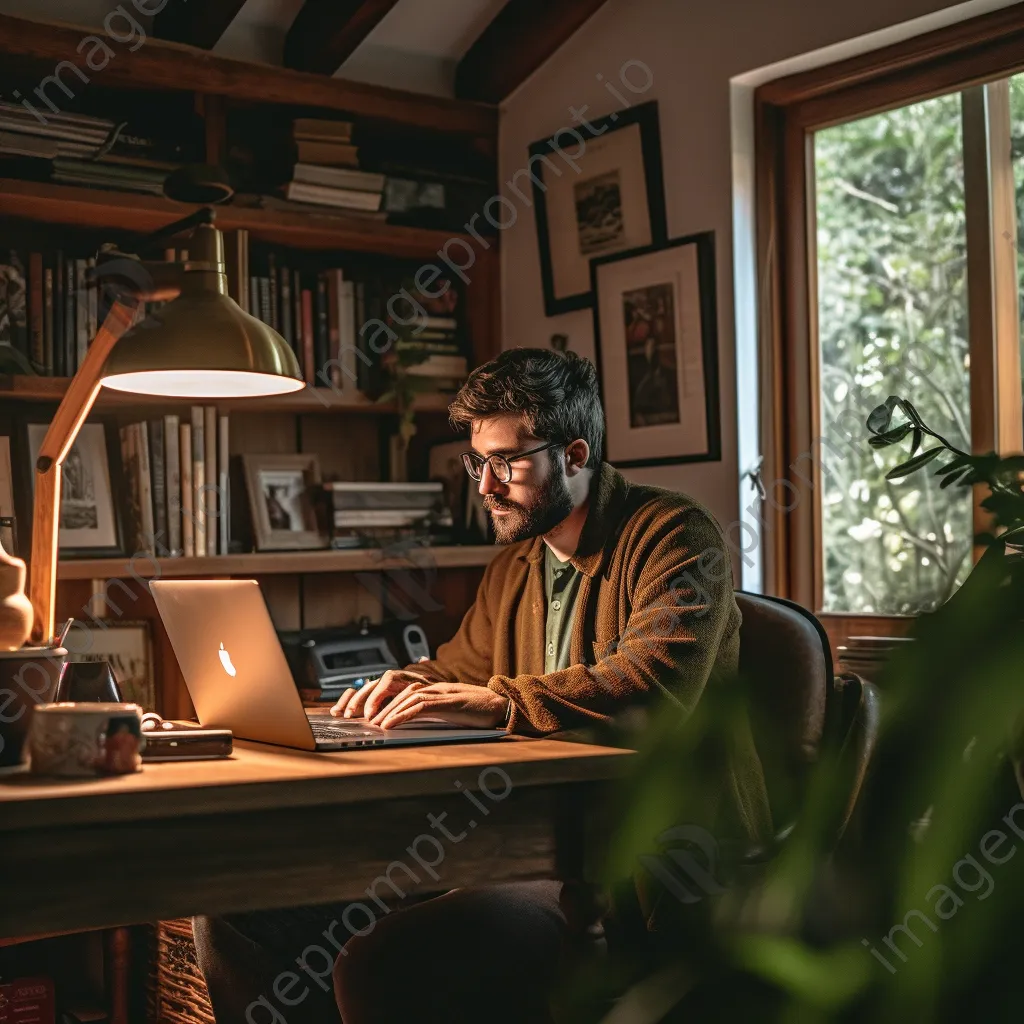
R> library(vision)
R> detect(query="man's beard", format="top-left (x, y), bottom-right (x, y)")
top-left (483, 468), bottom-right (575, 544)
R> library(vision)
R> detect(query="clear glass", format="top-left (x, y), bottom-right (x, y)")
top-left (814, 93), bottom-right (973, 614)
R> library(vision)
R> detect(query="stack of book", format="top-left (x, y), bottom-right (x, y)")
top-left (283, 118), bottom-right (385, 214)
top-left (324, 482), bottom-right (449, 549)
top-left (119, 408), bottom-right (230, 559)
top-left (0, 101), bottom-right (180, 195)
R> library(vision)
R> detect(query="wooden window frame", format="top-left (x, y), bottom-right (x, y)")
top-left (755, 3), bottom-right (1024, 649)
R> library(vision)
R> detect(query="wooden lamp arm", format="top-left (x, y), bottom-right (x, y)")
top-left (29, 300), bottom-right (139, 645)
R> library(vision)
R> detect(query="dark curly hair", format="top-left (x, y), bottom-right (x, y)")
top-left (449, 348), bottom-right (604, 469)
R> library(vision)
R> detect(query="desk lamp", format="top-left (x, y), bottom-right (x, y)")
top-left (28, 207), bottom-right (303, 644)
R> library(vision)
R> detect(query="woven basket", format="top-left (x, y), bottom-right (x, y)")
top-left (148, 919), bottom-right (215, 1024)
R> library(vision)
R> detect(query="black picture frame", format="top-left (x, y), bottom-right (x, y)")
top-left (590, 232), bottom-right (721, 469)
top-left (529, 100), bottom-right (667, 317)
top-left (16, 410), bottom-right (127, 559)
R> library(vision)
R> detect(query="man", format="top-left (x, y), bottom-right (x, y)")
top-left (193, 348), bottom-right (770, 1023)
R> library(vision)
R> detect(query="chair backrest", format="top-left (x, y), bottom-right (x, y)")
top-left (734, 591), bottom-right (832, 831)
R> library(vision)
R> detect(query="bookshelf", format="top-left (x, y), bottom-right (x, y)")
top-left (57, 545), bottom-right (500, 580)
top-left (0, 13), bottom-right (502, 723)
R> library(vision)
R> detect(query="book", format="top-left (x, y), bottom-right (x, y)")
top-left (218, 414), bottom-right (230, 556)
top-left (43, 265), bottom-right (54, 375)
top-left (294, 139), bottom-right (359, 168)
top-left (164, 414), bottom-right (181, 556)
top-left (284, 181), bottom-right (382, 211)
top-left (223, 228), bottom-right (249, 310)
top-left (191, 406), bottom-right (205, 557)
top-left (179, 421), bottom-right (194, 558)
top-left (137, 421), bottom-right (155, 556)
top-left (28, 251), bottom-right (44, 373)
top-left (293, 117), bottom-right (353, 142)
top-left (149, 418), bottom-right (167, 555)
top-left (291, 163), bottom-right (383, 192)
top-left (204, 406), bottom-right (217, 555)
top-left (0, 249), bottom-right (27, 357)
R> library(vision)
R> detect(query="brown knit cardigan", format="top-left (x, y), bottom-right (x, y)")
top-left (412, 463), bottom-right (773, 855)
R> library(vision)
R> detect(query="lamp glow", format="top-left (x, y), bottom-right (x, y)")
top-left (102, 370), bottom-right (306, 398)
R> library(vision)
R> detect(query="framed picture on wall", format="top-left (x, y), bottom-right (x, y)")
top-left (19, 418), bottom-right (125, 558)
top-left (243, 453), bottom-right (327, 551)
top-left (528, 100), bottom-right (667, 316)
top-left (591, 232), bottom-right (721, 468)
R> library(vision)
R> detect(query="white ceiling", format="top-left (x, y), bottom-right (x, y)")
top-left (0, 0), bottom-right (511, 97)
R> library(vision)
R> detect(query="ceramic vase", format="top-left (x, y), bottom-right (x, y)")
top-left (0, 536), bottom-right (33, 651)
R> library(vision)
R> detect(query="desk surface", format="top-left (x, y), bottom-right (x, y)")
top-left (0, 737), bottom-right (632, 830)
top-left (0, 738), bottom-right (631, 938)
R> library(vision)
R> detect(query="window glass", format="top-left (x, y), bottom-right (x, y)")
top-left (814, 94), bottom-right (973, 614)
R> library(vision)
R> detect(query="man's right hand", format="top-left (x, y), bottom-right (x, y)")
top-left (330, 668), bottom-right (435, 721)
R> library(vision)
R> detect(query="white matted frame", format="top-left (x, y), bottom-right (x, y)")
top-left (67, 619), bottom-right (155, 711)
top-left (591, 232), bottom-right (721, 468)
top-left (242, 453), bottom-right (327, 551)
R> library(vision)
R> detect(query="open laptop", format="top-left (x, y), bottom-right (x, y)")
top-left (150, 579), bottom-right (507, 751)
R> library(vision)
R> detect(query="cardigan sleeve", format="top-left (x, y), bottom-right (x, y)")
top-left (487, 505), bottom-right (735, 735)
top-left (398, 551), bottom-right (501, 686)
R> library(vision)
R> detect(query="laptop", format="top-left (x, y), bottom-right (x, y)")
top-left (150, 579), bottom-right (508, 751)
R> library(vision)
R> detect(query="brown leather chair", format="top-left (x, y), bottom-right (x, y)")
top-left (734, 592), bottom-right (880, 857)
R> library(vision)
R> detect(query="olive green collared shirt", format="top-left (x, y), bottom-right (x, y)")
top-left (543, 544), bottom-right (582, 674)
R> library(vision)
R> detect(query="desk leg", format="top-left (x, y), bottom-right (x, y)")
top-left (105, 926), bottom-right (131, 1024)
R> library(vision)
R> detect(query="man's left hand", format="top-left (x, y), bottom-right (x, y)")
top-left (369, 682), bottom-right (510, 730)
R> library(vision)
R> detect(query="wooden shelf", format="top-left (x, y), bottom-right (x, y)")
top-left (0, 180), bottom-right (477, 259)
top-left (57, 545), bottom-right (500, 581)
top-left (0, 375), bottom-right (454, 415)
top-left (0, 13), bottom-right (496, 140)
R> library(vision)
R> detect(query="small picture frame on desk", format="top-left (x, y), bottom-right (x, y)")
top-left (17, 416), bottom-right (126, 558)
top-left (243, 453), bottom-right (328, 551)
top-left (66, 618), bottom-right (155, 710)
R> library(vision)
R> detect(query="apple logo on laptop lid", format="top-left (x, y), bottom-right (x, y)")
top-left (219, 642), bottom-right (237, 677)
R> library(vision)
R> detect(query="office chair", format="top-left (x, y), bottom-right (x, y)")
top-left (734, 591), bottom-right (881, 860)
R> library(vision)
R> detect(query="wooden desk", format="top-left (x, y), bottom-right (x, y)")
top-left (0, 738), bottom-right (631, 940)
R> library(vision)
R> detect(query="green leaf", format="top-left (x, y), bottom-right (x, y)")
top-left (940, 467), bottom-right (973, 489)
top-left (866, 396), bottom-right (901, 434)
top-left (886, 446), bottom-right (944, 480)
top-left (868, 422), bottom-right (913, 448)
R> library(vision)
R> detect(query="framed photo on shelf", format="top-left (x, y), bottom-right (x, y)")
top-left (19, 418), bottom-right (125, 558)
top-left (66, 619), bottom-right (155, 710)
top-left (528, 100), bottom-right (667, 316)
top-left (243, 453), bottom-right (327, 551)
top-left (427, 438), bottom-right (495, 544)
top-left (590, 232), bottom-right (721, 468)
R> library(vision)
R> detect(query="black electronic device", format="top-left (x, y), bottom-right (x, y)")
top-left (140, 716), bottom-right (233, 761)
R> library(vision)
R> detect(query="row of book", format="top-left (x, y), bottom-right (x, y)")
top-left (1, 233), bottom-right (470, 402)
top-left (120, 408), bottom-right (229, 559)
top-left (0, 246), bottom-right (182, 378)
top-left (227, 232), bottom-right (469, 401)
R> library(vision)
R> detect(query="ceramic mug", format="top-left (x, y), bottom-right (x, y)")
top-left (28, 702), bottom-right (145, 776)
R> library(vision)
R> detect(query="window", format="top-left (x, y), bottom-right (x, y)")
top-left (814, 94), bottom-right (973, 614)
top-left (756, 7), bottom-right (1024, 629)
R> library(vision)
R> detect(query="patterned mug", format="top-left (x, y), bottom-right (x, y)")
top-left (28, 702), bottom-right (145, 776)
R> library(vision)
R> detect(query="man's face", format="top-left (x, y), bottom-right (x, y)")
top-left (470, 415), bottom-right (574, 544)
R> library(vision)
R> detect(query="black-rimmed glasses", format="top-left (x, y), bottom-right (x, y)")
top-left (461, 441), bottom-right (566, 484)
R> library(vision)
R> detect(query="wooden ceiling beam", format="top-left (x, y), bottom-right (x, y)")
top-left (153, 0), bottom-right (248, 50)
top-left (283, 0), bottom-right (402, 76)
top-left (455, 0), bottom-right (611, 104)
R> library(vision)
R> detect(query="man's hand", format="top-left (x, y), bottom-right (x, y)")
top-left (368, 682), bottom-right (511, 731)
top-left (330, 668), bottom-right (435, 721)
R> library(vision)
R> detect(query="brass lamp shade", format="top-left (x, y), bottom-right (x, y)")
top-left (101, 223), bottom-right (303, 398)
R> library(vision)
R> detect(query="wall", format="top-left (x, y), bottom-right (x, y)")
top-left (497, 0), bottom-right (983, 542)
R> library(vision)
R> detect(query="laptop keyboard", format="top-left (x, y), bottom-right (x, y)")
top-left (307, 716), bottom-right (387, 746)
